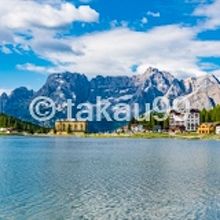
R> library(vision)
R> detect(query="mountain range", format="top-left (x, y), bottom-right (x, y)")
top-left (1, 67), bottom-right (220, 132)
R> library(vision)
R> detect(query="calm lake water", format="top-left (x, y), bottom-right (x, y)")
top-left (0, 137), bottom-right (220, 220)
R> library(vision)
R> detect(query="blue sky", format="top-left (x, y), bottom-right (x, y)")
top-left (0, 0), bottom-right (220, 93)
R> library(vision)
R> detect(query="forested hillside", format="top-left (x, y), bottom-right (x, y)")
top-left (0, 114), bottom-right (50, 134)
top-left (200, 105), bottom-right (220, 123)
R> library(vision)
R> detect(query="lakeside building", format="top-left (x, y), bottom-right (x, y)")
top-left (216, 126), bottom-right (220, 135)
top-left (55, 120), bottom-right (87, 135)
top-left (130, 124), bottom-right (145, 133)
top-left (169, 109), bottom-right (200, 133)
top-left (152, 125), bottom-right (162, 133)
top-left (117, 124), bottom-right (145, 134)
top-left (0, 127), bottom-right (13, 134)
top-left (116, 125), bottom-right (129, 134)
top-left (197, 123), bottom-right (215, 134)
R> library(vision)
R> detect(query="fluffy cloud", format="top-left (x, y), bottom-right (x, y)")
top-left (0, 45), bottom-right (12, 54)
top-left (0, 0), bottom-right (99, 64)
top-left (1, 0), bottom-right (220, 80)
top-left (17, 63), bottom-right (50, 74)
top-left (0, 88), bottom-right (11, 95)
top-left (18, 25), bottom-right (220, 78)
top-left (193, 0), bottom-right (220, 30)
top-left (0, 0), bottom-right (99, 30)
top-left (147, 11), bottom-right (160, 17)
top-left (141, 17), bottom-right (148, 25)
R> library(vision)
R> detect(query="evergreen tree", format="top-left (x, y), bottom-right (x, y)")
top-left (0, 113), bottom-right (50, 134)
top-left (200, 105), bottom-right (220, 123)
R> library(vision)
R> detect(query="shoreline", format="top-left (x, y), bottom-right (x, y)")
top-left (1, 132), bottom-right (220, 141)
top-left (85, 132), bottom-right (220, 141)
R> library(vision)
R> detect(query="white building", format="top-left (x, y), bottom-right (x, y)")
top-left (0, 128), bottom-right (13, 134)
top-left (131, 124), bottom-right (145, 133)
top-left (216, 126), bottom-right (220, 135)
top-left (169, 109), bottom-right (200, 132)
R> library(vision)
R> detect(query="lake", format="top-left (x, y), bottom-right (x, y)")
top-left (0, 137), bottom-right (220, 219)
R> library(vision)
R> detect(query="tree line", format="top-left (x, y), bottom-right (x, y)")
top-left (129, 105), bottom-right (220, 130)
top-left (0, 113), bottom-right (50, 134)
top-left (200, 105), bottom-right (220, 123)
top-left (129, 112), bottom-right (169, 131)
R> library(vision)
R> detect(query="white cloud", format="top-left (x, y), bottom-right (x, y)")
top-left (193, 0), bottom-right (220, 30)
top-left (0, 88), bottom-right (11, 95)
top-left (16, 63), bottom-right (66, 74)
top-left (147, 11), bottom-right (160, 18)
top-left (110, 20), bottom-right (129, 28)
top-left (1, 0), bottom-right (220, 80)
top-left (0, 45), bottom-right (12, 54)
top-left (185, 0), bottom-right (209, 3)
top-left (17, 63), bottom-right (49, 74)
top-left (0, 0), bottom-right (100, 65)
top-left (141, 17), bottom-right (148, 25)
top-left (16, 24), bottom-right (220, 78)
top-left (0, 0), bottom-right (99, 30)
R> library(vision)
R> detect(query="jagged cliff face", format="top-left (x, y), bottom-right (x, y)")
top-left (89, 75), bottom-right (136, 103)
top-left (131, 68), bottom-right (185, 108)
top-left (0, 67), bottom-right (220, 131)
top-left (177, 74), bottom-right (220, 110)
top-left (0, 87), bottom-right (34, 120)
top-left (36, 72), bottom-right (90, 104)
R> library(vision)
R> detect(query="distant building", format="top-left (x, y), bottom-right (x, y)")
top-left (122, 125), bottom-right (129, 133)
top-left (197, 123), bottom-right (215, 134)
top-left (169, 109), bottom-right (200, 132)
top-left (0, 128), bottom-right (7, 132)
top-left (116, 125), bottom-right (129, 134)
top-left (153, 125), bottom-right (162, 133)
top-left (130, 124), bottom-right (145, 133)
top-left (55, 120), bottom-right (87, 135)
top-left (0, 127), bottom-right (13, 134)
top-left (216, 126), bottom-right (220, 135)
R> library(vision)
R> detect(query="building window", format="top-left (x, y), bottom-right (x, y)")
top-left (74, 124), bottom-right (78, 130)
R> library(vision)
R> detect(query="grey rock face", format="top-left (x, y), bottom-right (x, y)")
top-left (1, 68), bottom-right (220, 131)
top-left (176, 74), bottom-right (220, 110)
top-left (1, 87), bottom-right (34, 120)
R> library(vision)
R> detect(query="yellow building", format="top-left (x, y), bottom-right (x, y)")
top-left (197, 123), bottom-right (215, 134)
top-left (55, 120), bottom-right (87, 135)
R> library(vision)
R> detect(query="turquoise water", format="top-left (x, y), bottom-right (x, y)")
top-left (0, 137), bottom-right (220, 219)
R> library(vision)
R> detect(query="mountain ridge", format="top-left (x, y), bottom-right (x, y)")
top-left (1, 67), bottom-right (220, 131)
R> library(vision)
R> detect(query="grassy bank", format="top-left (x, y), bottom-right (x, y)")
top-left (85, 132), bottom-right (220, 140)
top-left (1, 132), bottom-right (220, 140)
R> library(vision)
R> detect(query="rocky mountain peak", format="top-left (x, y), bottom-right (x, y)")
top-left (183, 74), bottom-right (220, 93)
top-left (10, 87), bottom-right (34, 99)
top-left (0, 92), bottom-right (8, 99)
top-left (1, 67), bottom-right (220, 131)
top-left (177, 73), bottom-right (220, 110)
top-left (133, 67), bottom-right (176, 96)
top-left (37, 72), bottom-right (90, 104)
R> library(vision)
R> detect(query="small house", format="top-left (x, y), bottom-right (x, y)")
top-left (216, 125), bottom-right (220, 135)
top-left (197, 123), bottom-right (215, 134)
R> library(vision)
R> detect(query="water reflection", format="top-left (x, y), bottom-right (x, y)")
top-left (0, 137), bottom-right (220, 219)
